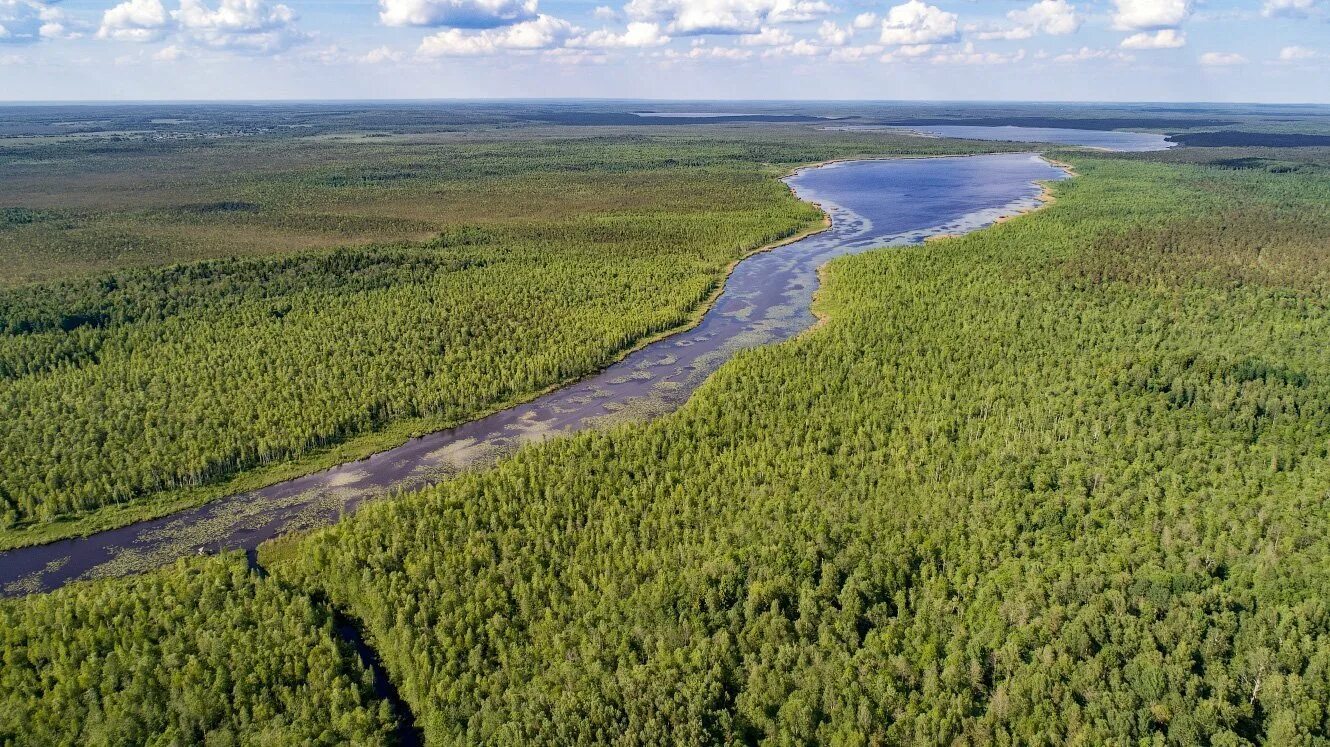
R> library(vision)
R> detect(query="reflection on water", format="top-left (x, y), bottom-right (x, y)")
top-left (0, 153), bottom-right (1069, 595)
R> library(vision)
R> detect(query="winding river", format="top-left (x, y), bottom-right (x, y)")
top-left (1, 153), bottom-right (1070, 595)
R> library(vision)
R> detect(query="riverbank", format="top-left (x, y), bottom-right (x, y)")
top-left (2, 153), bottom-right (1069, 595)
top-left (0, 178), bottom-right (831, 554)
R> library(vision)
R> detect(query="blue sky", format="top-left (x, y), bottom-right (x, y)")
top-left (0, 0), bottom-right (1326, 101)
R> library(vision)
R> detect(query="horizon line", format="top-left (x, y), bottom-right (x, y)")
top-left (1, 97), bottom-right (1329, 107)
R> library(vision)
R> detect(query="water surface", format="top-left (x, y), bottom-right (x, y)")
top-left (0, 153), bottom-right (1068, 595)
top-left (828, 124), bottom-right (1173, 152)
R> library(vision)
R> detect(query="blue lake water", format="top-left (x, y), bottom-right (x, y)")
top-left (828, 124), bottom-right (1173, 152)
top-left (0, 153), bottom-right (1069, 595)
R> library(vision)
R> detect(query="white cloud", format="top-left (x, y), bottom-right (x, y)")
top-left (1053, 45), bottom-right (1132, 62)
top-left (766, 38), bottom-right (820, 56)
top-left (360, 45), bottom-right (404, 62)
top-left (979, 0), bottom-right (1080, 40)
top-left (624, 0), bottom-right (831, 35)
top-left (852, 11), bottom-right (876, 29)
top-left (739, 25), bottom-right (792, 45)
top-left (974, 25), bottom-right (1032, 41)
top-left (153, 42), bottom-right (183, 59)
top-left (98, 0), bottom-right (171, 42)
top-left (660, 43), bottom-right (753, 59)
top-left (880, 42), bottom-right (937, 60)
top-left (592, 5), bottom-right (617, 19)
top-left (928, 42), bottom-right (1026, 65)
top-left (417, 13), bottom-right (573, 55)
top-left (571, 21), bottom-right (668, 47)
top-left (879, 0), bottom-right (958, 46)
top-left (173, 0), bottom-right (303, 53)
top-left (0, 0), bottom-right (73, 44)
top-left (1120, 28), bottom-right (1185, 49)
top-left (1199, 51), bottom-right (1245, 66)
top-left (817, 20), bottom-right (849, 45)
top-left (979, 0), bottom-right (1079, 39)
top-left (380, 0), bottom-right (538, 28)
top-left (544, 46), bottom-right (606, 63)
top-left (1014, 0), bottom-right (1078, 34)
top-left (1279, 44), bottom-right (1320, 60)
top-left (96, 0), bottom-right (304, 52)
top-left (827, 43), bottom-right (881, 61)
top-left (1262, 0), bottom-right (1316, 17)
top-left (1111, 0), bottom-right (1190, 30)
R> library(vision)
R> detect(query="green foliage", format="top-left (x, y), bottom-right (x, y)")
top-left (0, 200), bottom-right (816, 530)
top-left (0, 131), bottom-right (1017, 285)
top-left (0, 554), bottom-right (394, 745)
top-left (265, 154), bottom-right (1330, 744)
top-left (0, 129), bottom-right (1012, 542)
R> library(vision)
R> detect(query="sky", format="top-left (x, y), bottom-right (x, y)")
top-left (0, 0), bottom-right (1326, 102)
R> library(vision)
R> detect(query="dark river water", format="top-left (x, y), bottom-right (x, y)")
top-left (0, 153), bottom-right (1069, 595)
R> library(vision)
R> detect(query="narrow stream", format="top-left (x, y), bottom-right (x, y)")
top-left (245, 547), bottom-right (423, 746)
top-left (1, 153), bottom-right (1070, 595)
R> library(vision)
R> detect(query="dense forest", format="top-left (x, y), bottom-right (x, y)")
top-left (259, 151), bottom-right (1330, 744)
top-left (6, 116), bottom-right (1330, 744)
top-left (0, 131), bottom-right (1020, 548)
top-left (0, 554), bottom-right (395, 744)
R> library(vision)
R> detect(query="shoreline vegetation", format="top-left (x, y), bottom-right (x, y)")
top-left (0, 208), bottom-right (832, 553)
top-left (1, 138), bottom-right (1025, 553)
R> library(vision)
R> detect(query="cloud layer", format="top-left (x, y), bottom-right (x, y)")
top-left (380, 0), bottom-right (538, 29)
top-left (11, 0), bottom-right (1315, 84)
top-left (97, 0), bottom-right (305, 52)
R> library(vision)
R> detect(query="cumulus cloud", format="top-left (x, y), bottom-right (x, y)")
top-left (1279, 44), bottom-right (1320, 60)
top-left (1112, 0), bottom-right (1190, 30)
top-left (739, 25), bottom-right (792, 45)
top-left (624, 0), bottom-right (831, 35)
top-left (1262, 0), bottom-right (1316, 17)
top-left (1120, 28), bottom-right (1184, 49)
top-left (571, 21), bottom-right (668, 47)
top-left (592, 4), bottom-right (617, 19)
top-left (380, 0), bottom-right (538, 28)
top-left (979, 0), bottom-right (1079, 40)
top-left (851, 11), bottom-right (876, 29)
top-left (417, 13), bottom-right (572, 55)
top-left (97, 0), bottom-right (305, 53)
top-left (0, 0), bottom-right (75, 44)
top-left (1013, 0), bottom-right (1079, 34)
top-left (879, 0), bottom-right (958, 46)
top-left (817, 20), bottom-right (849, 45)
top-left (763, 38), bottom-right (820, 56)
top-left (1199, 51), bottom-right (1245, 65)
top-left (99, 0), bottom-right (171, 41)
top-left (174, 0), bottom-right (303, 53)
